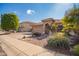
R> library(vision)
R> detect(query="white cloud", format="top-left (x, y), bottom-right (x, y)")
top-left (26, 9), bottom-right (35, 15)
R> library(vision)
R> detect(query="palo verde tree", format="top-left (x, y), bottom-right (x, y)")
top-left (1, 13), bottom-right (19, 31)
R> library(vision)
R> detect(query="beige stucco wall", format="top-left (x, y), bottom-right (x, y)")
top-left (31, 24), bottom-right (44, 34)
top-left (31, 20), bottom-right (54, 34)
top-left (19, 19), bottom-right (55, 33)
top-left (19, 23), bottom-right (32, 32)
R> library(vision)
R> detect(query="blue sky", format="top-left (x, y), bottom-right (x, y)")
top-left (0, 3), bottom-right (75, 22)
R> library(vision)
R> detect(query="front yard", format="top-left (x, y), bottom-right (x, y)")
top-left (4, 32), bottom-right (71, 56)
top-left (1, 30), bottom-right (79, 56)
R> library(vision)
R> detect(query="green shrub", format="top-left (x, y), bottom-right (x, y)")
top-left (72, 44), bottom-right (79, 56)
top-left (48, 33), bottom-right (70, 49)
top-left (52, 23), bottom-right (58, 31)
top-left (62, 8), bottom-right (79, 34)
top-left (1, 13), bottom-right (19, 31)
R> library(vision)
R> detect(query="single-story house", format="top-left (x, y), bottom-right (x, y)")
top-left (18, 18), bottom-right (62, 34)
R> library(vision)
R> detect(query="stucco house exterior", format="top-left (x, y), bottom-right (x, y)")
top-left (18, 18), bottom-right (62, 34)
top-left (31, 18), bottom-right (55, 34)
top-left (19, 21), bottom-right (35, 32)
top-left (30, 23), bottom-right (44, 34)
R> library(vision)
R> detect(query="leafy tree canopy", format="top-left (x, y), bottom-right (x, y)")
top-left (1, 13), bottom-right (19, 31)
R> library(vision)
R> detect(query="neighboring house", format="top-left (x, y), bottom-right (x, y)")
top-left (18, 21), bottom-right (35, 32)
top-left (18, 18), bottom-right (62, 34)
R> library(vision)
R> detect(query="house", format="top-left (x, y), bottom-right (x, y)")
top-left (18, 21), bottom-right (35, 32)
top-left (30, 23), bottom-right (44, 34)
top-left (19, 18), bottom-right (62, 34)
top-left (31, 18), bottom-right (55, 34)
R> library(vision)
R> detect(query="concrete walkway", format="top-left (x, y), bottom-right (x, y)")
top-left (0, 46), bottom-right (7, 56)
top-left (0, 40), bottom-right (7, 56)
top-left (0, 35), bottom-right (54, 56)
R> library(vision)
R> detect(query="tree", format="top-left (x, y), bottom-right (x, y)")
top-left (62, 7), bottom-right (79, 34)
top-left (1, 13), bottom-right (19, 31)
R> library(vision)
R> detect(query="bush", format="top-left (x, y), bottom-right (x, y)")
top-left (62, 8), bottom-right (79, 34)
top-left (1, 13), bottom-right (19, 31)
top-left (48, 33), bottom-right (70, 49)
top-left (72, 44), bottom-right (79, 56)
top-left (51, 23), bottom-right (58, 32)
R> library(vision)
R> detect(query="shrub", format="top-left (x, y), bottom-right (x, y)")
top-left (72, 44), bottom-right (79, 56)
top-left (62, 8), bottom-right (79, 34)
top-left (48, 33), bottom-right (70, 49)
top-left (1, 13), bottom-right (19, 31)
top-left (51, 23), bottom-right (58, 32)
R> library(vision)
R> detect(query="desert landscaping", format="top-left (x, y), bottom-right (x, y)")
top-left (0, 4), bottom-right (79, 56)
top-left (0, 31), bottom-right (70, 56)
